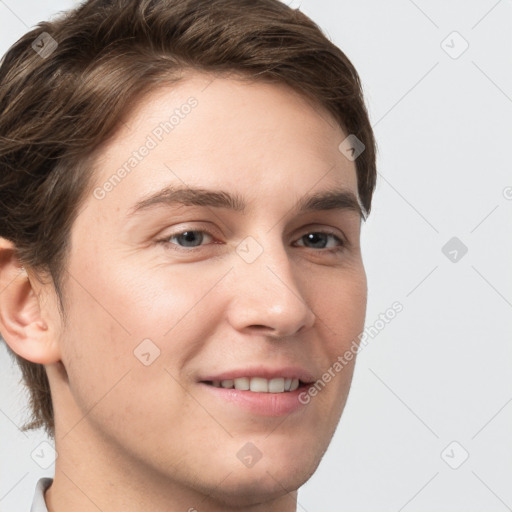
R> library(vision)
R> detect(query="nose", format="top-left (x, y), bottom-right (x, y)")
top-left (225, 237), bottom-right (316, 338)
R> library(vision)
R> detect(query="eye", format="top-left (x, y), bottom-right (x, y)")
top-left (294, 231), bottom-right (345, 251)
top-left (161, 229), bottom-right (214, 249)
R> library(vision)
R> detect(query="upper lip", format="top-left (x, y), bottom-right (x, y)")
top-left (199, 366), bottom-right (317, 384)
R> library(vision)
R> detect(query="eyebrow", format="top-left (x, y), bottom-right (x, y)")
top-left (128, 185), bottom-right (365, 219)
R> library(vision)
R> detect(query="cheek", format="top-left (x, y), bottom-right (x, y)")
top-left (305, 266), bottom-right (366, 411)
top-left (312, 265), bottom-right (367, 350)
top-left (102, 256), bottom-right (231, 338)
top-left (59, 276), bottom-right (198, 447)
top-left (60, 256), bottom-right (227, 406)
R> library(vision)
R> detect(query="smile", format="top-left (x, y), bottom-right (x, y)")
top-left (205, 377), bottom-right (301, 393)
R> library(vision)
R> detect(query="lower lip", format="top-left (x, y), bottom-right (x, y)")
top-left (199, 383), bottom-right (310, 416)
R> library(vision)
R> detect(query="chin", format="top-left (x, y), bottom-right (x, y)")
top-left (204, 445), bottom-right (321, 507)
top-left (205, 464), bottom-right (314, 509)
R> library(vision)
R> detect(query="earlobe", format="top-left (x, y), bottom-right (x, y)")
top-left (0, 238), bottom-right (61, 365)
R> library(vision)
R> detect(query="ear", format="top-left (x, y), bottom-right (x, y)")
top-left (0, 238), bottom-right (61, 364)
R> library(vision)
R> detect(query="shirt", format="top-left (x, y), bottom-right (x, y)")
top-left (30, 478), bottom-right (52, 512)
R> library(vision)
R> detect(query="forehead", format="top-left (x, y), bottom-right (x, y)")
top-left (85, 73), bottom-right (358, 218)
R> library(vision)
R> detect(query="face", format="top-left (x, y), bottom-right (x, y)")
top-left (50, 73), bottom-right (367, 507)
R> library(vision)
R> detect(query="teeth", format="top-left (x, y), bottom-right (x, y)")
top-left (233, 377), bottom-right (250, 390)
top-left (212, 377), bottom-right (303, 393)
top-left (268, 378), bottom-right (285, 392)
top-left (250, 377), bottom-right (268, 392)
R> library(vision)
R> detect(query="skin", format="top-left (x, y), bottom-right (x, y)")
top-left (0, 73), bottom-right (367, 511)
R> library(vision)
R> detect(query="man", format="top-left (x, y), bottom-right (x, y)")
top-left (0, 0), bottom-right (376, 510)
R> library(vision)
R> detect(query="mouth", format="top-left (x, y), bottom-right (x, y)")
top-left (198, 370), bottom-right (316, 416)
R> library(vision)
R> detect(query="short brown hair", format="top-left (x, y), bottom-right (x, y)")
top-left (0, 0), bottom-right (377, 438)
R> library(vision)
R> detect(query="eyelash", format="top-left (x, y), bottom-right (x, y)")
top-left (156, 228), bottom-right (346, 254)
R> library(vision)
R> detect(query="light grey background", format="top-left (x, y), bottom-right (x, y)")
top-left (1, 1), bottom-right (511, 511)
